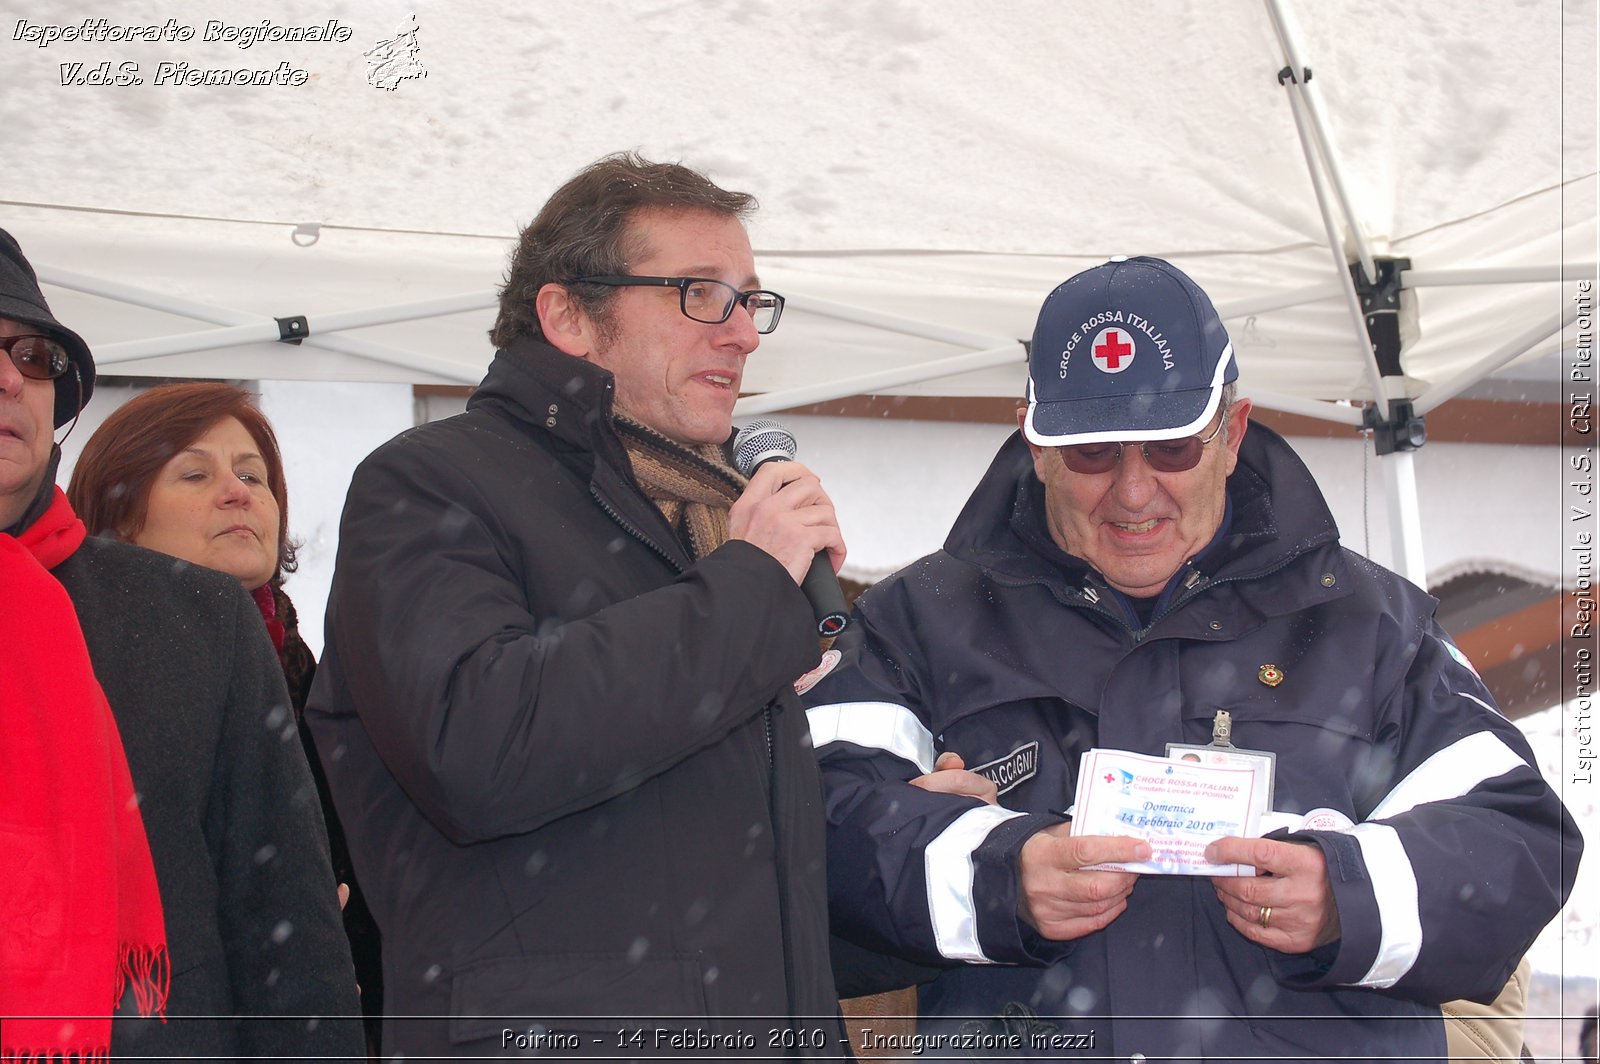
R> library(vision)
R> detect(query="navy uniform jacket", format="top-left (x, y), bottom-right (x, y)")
top-left (803, 425), bottom-right (1580, 1062)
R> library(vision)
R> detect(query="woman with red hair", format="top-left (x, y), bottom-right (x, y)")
top-left (69, 384), bottom-right (309, 696)
top-left (68, 382), bottom-right (380, 1054)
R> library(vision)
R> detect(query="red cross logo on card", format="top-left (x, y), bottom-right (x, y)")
top-left (1092, 327), bottom-right (1135, 374)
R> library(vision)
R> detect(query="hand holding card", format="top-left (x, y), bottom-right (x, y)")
top-left (1069, 749), bottom-right (1268, 876)
top-left (1017, 825), bottom-right (1149, 940)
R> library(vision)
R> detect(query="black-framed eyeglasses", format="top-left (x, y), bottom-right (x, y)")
top-left (575, 275), bottom-right (785, 334)
top-left (1060, 415), bottom-right (1228, 475)
top-left (0, 334), bottom-right (71, 381)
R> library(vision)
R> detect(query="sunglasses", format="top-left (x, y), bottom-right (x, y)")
top-left (0, 334), bottom-right (71, 380)
top-left (1059, 415), bottom-right (1227, 475)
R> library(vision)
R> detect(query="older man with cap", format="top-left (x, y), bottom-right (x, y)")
top-left (0, 228), bottom-right (361, 1059)
top-left (802, 256), bottom-right (1580, 1060)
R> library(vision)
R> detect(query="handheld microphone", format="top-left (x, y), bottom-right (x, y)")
top-left (732, 419), bottom-right (850, 637)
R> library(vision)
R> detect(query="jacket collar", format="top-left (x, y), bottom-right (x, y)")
top-left (468, 336), bottom-right (634, 469)
top-left (469, 336), bottom-right (697, 570)
top-left (3, 446), bottom-right (63, 538)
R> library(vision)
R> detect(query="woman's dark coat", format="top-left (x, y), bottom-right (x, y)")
top-left (38, 503), bottom-right (362, 1058)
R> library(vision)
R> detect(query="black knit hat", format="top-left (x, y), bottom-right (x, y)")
top-left (0, 228), bottom-right (95, 427)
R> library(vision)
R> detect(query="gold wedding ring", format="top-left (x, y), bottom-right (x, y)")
top-left (1258, 905), bottom-right (1273, 929)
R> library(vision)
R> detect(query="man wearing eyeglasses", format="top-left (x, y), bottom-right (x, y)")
top-left (307, 154), bottom-right (853, 1058)
top-left (802, 257), bottom-right (1579, 1061)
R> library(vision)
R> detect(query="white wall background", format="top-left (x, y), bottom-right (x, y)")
top-left (58, 379), bottom-right (1563, 654)
top-left (413, 394), bottom-right (1574, 588)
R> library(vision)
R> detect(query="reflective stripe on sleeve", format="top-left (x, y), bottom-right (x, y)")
top-left (1348, 822), bottom-right (1422, 987)
top-left (1344, 729), bottom-right (1527, 987)
top-left (926, 804), bottom-right (1029, 963)
top-left (806, 701), bottom-right (936, 774)
top-left (1367, 730), bottom-right (1527, 821)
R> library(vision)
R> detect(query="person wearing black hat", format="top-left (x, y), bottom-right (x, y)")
top-left (0, 229), bottom-right (95, 532)
top-left (0, 228), bottom-right (363, 1059)
top-left (802, 256), bottom-right (1581, 1061)
top-left (0, 232), bottom-right (164, 1061)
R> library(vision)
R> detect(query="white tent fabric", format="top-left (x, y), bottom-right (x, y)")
top-left (4, 0), bottom-right (1594, 408)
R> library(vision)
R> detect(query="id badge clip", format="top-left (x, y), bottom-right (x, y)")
top-left (1166, 709), bottom-right (1277, 810)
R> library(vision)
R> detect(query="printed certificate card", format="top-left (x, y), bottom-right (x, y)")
top-left (1070, 748), bottom-right (1267, 877)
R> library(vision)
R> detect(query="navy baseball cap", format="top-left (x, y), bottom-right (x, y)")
top-left (1023, 256), bottom-right (1236, 446)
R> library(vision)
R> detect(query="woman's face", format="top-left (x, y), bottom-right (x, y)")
top-left (132, 416), bottom-right (281, 591)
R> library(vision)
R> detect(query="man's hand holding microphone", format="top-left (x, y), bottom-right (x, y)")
top-left (728, 420), bottom-right (849, 636)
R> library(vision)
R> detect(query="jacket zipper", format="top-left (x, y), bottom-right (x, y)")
top-left (1148, 551), bottom-right (1310, 628)
top-left (763, 705), bottom-right (774, 768)
top-left (588, 485), bottom-right (684, 574)
top-left (984, 567), bottom-right (1139, 641)
top-left (591, 482), bottom-right (777, 764)
top-left (582, 398), bottom-right (812, 1037)
top-left (593, 480), bottom-right (793, 1007)
top-left (589, 483), bottom-right (776, 763)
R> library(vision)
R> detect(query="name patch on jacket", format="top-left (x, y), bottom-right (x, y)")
top-left (971, 742), bottom-right (1039, 795)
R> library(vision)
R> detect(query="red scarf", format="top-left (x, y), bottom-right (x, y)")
top-left (250, 583), bottom-right (285, 653)
top-left (0, 489), bottom-right (168, 1061)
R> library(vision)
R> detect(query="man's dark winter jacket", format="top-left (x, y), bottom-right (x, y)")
top-left (307, 339), bottom-right (849, 1059)
top-left (803, 425), bottom-right (1581, 1062)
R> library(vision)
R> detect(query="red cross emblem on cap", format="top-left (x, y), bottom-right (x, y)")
top-left (1092, 327), bottom-right (1134, 374)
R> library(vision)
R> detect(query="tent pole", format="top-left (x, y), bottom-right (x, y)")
top-left (38, 263), bottom-right (481, 382)
top-left (39, 264), bottom-right (262, 325)
top-left (1379, 445), bottom-right (1429, 587)
top-left (1280, 86), bottom-right (1393, 418)
top-left (735, 343), bottom-right (1024, 416)
top-left (1406, 264), bottom-right (1598, 287)
top-left (96, 291), bottom-right (497, 363)
top-left (302, 292), bottom-right (498, 330)
top-left (1263, 0), bottom-right (1378, 286)
top-left (1246, 389), bottom-right (1366, 427)
top-left (97, 322), bottom-right (286, 363)
top-left (300, 333), bottom-right (483, 384)
top-left (1413, 305), bottom-right (1579, 416)
top-left (780, 292), bottom-right (1015, 351)
top-left (786, 275), bottom-right (1361, 333)
top-left (1211, 264), bottom-right (1594, 322)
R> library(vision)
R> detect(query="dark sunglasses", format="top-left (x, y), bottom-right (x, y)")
top-left (0, 334), bottom-right (71, 381)
top-left (575, 275), bottom-right (785, 334)
top-left (1060, 415), bottom-right (1228, 475)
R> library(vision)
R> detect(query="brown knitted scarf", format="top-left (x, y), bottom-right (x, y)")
top-left (613, 415), bottom-right (747, 560)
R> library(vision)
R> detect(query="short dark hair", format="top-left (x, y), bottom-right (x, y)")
top-left (67, 382), bottom-right (297, 582)
top-left (489, 152), bottom-right (756, 348)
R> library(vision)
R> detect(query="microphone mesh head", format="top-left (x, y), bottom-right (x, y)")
top-left (732, 418), bottom-right (797, 475)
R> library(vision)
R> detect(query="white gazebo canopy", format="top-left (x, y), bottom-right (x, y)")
top-left (5, 0), bottom-right (1595, 589)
